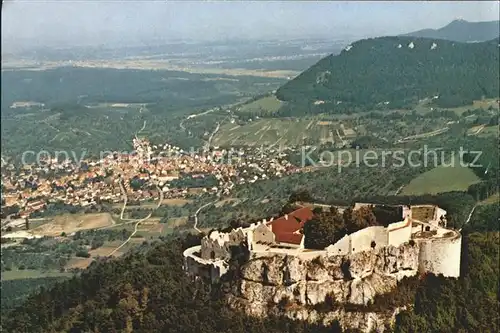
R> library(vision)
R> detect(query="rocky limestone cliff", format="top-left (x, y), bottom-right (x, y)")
top-left (227, 243), bottom-right (419, 332)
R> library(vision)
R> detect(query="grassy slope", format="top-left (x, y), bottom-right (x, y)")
top-left (480, 192), bottom-right (499, 205)
top-left (237, 95), bottom-right (283, 114)
top-left (400, 156), bottom-right (481, 195)
top-left (477, 125), bottom-right (499, 138)
top-left (1, 270), bottom-right (73, 281)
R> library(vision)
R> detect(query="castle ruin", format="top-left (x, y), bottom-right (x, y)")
top-left (184, 203), bottom-right (461, 282)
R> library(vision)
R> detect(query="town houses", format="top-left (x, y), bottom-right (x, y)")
top-left (1, 138), bottom-right (300, 219)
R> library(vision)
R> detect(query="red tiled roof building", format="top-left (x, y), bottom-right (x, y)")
top-left (267, 207), bottom-right (314, 247)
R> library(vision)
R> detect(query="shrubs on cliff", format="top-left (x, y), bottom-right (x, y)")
top-left (394, 231), bottom-right (499, 333)
top-left (393, 209), bottom-right (499, 333)
top-left (303, 207), bottom-right (378, 249)
top-left (462, 203), bottom-right (499, 233)
top-left (303, 218), bottom-right (340, 250)
top-left (342, 207), bottom-right (379, 233)
top-left (289, 189), bottom-right (314, 204)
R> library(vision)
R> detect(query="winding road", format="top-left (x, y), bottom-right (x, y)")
top-left (118, 178), bottom-right (129, 221)
top-left (459, 205), bottom-right (477, 232)
top-left (192, 200), bottom-right (218, 233)
top-left (107, 219), bottom-right (142, 256)
top-left (107, 185), bottom-right (164, 256)
top-left (336, 129), bottom-right (347, 146)
top-left (204, 121), bottom-right (222, 151)
top-left (134, 120), bottom-right (147, 140)
top-left (394, 184), bottom-right (405, 195)
top-left (395, 127), bottom-right (449, 144)
top-left (180, 108), bottom-right (217, 132)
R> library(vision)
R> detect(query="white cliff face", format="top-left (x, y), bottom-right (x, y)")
top-left (229, 243), bottom-right (419, 332)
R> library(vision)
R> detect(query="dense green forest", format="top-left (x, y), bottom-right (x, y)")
top-left (1, 276), bottom-right (71, 312)
top-left (275, 36), bottom-right (499, 115)
top-left (462, 204), bottom-right (499, 233)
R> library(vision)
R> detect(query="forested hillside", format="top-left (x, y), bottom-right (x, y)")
top-left (275, 36), bottom-right (499, 115)
top-left (403, 19), bottom-right (500, 43)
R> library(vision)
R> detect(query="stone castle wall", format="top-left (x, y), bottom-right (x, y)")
top-left (417, 233), bottom-right (461, 277)
top-left (387, 220), bottom-right (413, 248)
top-left (349, 226), bottom-right (388, 253)
top-left (326, 219), bottom-right (411, 256)
top-left (253, 223), bottom-right (275, 244)
top-left (200, 228), bottom-right (247, 260)
top-left (183, 245), bottom-right (229, 283)
top-left (183, 220), bottom-right (461, 332)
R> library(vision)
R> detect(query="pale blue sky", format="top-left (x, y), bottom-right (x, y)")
top-left (2, 1), bottom-right (499, 50)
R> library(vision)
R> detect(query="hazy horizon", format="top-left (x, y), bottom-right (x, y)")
top-left (2, 1), bottom-right (499, 52)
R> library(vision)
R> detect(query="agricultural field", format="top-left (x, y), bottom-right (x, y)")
top-left (89, 241), bottom-right (128, 257)
top-left (1, 270), bottom-right (73, 281)
top-left (476, 125), bottom-right (499, 138)
top-left (400, 156), bottom-right (481, 196)
top-left (469, 98), bottom-right (499, 111)
top-left (214, 198), bottom-right (241, 208)
top-left (161, 198), bottom-right (193, 206)
top-left (85, 102), bottom-right (149, 109)
top-left (115, 218), bottom-right (187, 238)
top-left (59, 244), bottom-right (126, 271)
top-left (480, 192), bottom-right (499, 205)
top-left (65, 258), bottom-right (94, 270)
top-left (165, 217), bottom-right (189, 228)
top-left (30, 213), bottom-right (115, 237)
top-left (236, 95), bottom-right (283, 114)
top-left (134, 222), bottom-right (168, 238)
top-left (212, 118), bottom-right (355, 147)
top-left (467, 125), bottom-right (487, 136)
top-left (115, 198), bottom-right (191, 211)
top-left (396, 127), bottom-right (450, 143)
top-left (415, 98), bottom-right (499, 115)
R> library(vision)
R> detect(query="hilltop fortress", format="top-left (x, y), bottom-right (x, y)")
top-left (183, 202), bottom-right (462, 332)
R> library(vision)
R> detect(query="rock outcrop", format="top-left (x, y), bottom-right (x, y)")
top-left (228, 243), bottom-right (419, 332)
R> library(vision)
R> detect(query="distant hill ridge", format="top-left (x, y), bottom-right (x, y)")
top-left (275, 35), bottom-right (499, 114)
top-left (402, 19), bottom-right (500, 43)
